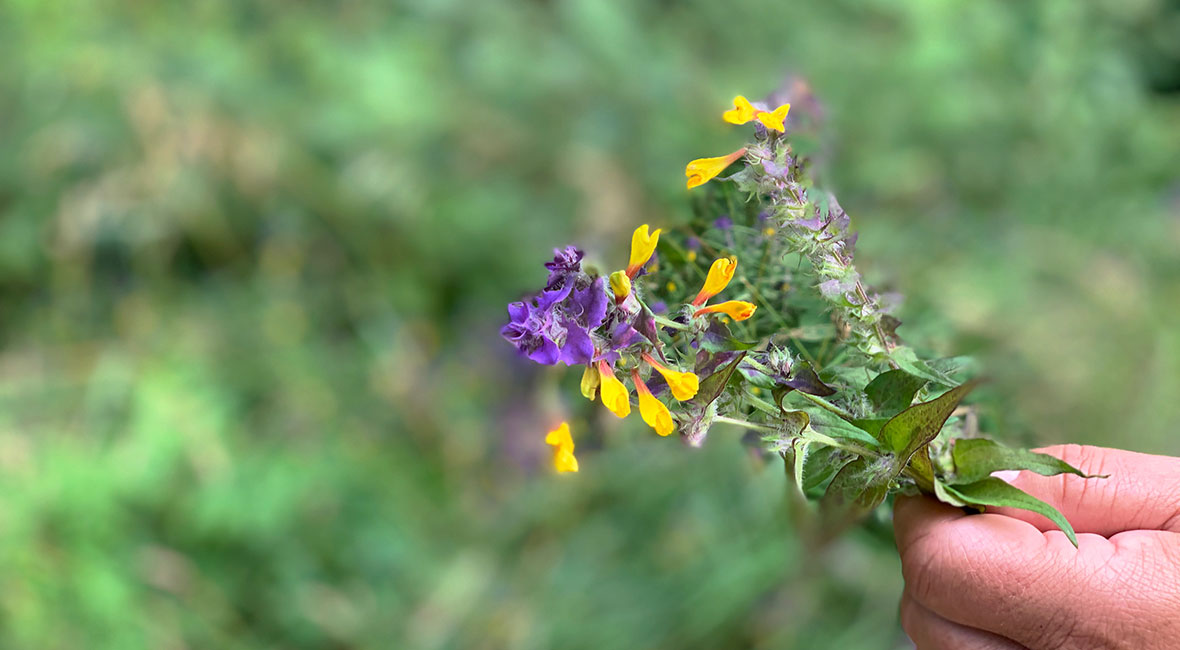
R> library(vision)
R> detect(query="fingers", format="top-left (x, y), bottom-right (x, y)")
top-left (900, 592), bottom-right (1028, 650)
top-left (989, 444), bottom-right (1180, 535)
top-left (895, 495), bottom-right (1180, 648)
top-left (894, 495), bottom-right (1098, 647)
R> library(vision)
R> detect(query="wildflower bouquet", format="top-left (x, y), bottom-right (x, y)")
top-left (503, 92), bottom-right (1099, 544)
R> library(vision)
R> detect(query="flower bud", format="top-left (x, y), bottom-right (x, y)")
top-left (609, 270), bottom-right (632, 300)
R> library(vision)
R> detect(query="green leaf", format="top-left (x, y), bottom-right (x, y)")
top-left (850, 418), bottom-right (889, 438)
top-left (819, 456), bottom-right (894, 538)
top-left (908, 447), bottom-right (936, 493)
top-left (879, 379), bottom-right (979, 458)
top-left (864, 369), bottom-right (927, 417)
top-left (786, 362), bottom-right (837, 397)
top-left (806, 409), bottom-right (880, 447)
top-left (776, 409), bottom-right (811, 439)
top-left (801, 444), bottom-right (851, 494)
top-left (932, 477), bottom-right (969, 508)
top-left (698, 321), bottom-right (757, 353)
top-left (951, 439), bottom-right (1101, 485)
top-left (737, 363), bottom-right (777, 389)
top-left (939, 478), bottom-right (1079, 547)
top-left (693, 351), bottom-right (747, 407)
top-left (891, 347), bottom-right (957, 387)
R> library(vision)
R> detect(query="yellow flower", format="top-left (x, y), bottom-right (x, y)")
top-left (755, 104), bottom-right (791, 132)
top-left (720, 95), bottom-right (791, 133)
top-left (626, 224), bottom-right (662, 277)
top-left (643, 353), bottom-right (699, 401)
top-left (692, 256), bottom-right (738, 306)
top-left (632, 370), bottom-right (675, 436)
top-left (722, 95), bottom-right (758, 125)
top-left (685, 148), bottom-right (747, 190)
top-left (545, 422), bottom-right (579, 473)
top-left (693, 300), bottom-right (757, 321)
top-left (580, 364), bottom-right (600, 401)
top-left (597, 361), bottom-right (631, 418)
top-left (609, 270), bottom-right (631, 301)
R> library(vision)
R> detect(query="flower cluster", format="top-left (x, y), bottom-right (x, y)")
top-left (504, 217), bottom-right (761, 471)
top-left (502, 89), bottom-right (1093, 548)
top-left (500, 246), bottom-right (633, 366)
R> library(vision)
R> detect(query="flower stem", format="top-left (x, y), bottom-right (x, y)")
top-left (797, 392), bottom-right (856, 420)
top-left (714, 415), bottom-right (777, 433)
top-left (651, 314), bottom-right (689, 331)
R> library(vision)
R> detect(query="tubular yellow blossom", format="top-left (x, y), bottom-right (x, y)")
top-left (609, 270), bottom-right (631, 301)
top-left (721, 95), bottom-right (791, 132)
top-left (722, 95), bottom-right (758, 125)
top-left (545, 422), bottom-right (579, 473)
top-left (597, 361), bottom-right (631, 418)
top-left (626, 225), bottom-right (661, 277)
top-left (693, 300), bottom-right (757, 321)
top-left (580, 364), bottom-right (600, 401)
top-left (685, 148), bottom-right (747, 190)
top-left (755, 103), bottom-right (791, 132)
top-left (632, 370), bottom-right (675, 436)
top-left (642, 353), bottom-right (699, 401)
top-left (692, 256), bottom-right (738, 306)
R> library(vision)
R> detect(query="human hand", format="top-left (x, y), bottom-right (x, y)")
top-left (894, 444), bottom-right (1180, 649)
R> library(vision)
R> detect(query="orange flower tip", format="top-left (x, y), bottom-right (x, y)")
top-left (692, 256), bottom-right (739, 306)
top-left (722, 95), bottom-right (757, 125)
top-left (684, 148), bottom-right (748, 191)
top-left (755, 103), bottom-right (791, 132)
top-left (638, 391), bottom-right (675, 437)
top-left (545, 422), bottom-right (574, 449)
top-left (626, 225), bottom-right (661, 277)
top-left (666, 371), bottom-right (699, 401)
top-left (644, 356), bottom-right (699, 402)
top-left (553, 447), bottom-right (579, 473)
top-left (597, 362), bottom-right (631, 419)
top-left (693, 300), bottom-right (757, 321)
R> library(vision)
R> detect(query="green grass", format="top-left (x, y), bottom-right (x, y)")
top-left (0, 0), bottom-right (1177, 647)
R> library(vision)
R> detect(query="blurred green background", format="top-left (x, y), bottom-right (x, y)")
top-left (1, 0), bottom-right (1178, 647)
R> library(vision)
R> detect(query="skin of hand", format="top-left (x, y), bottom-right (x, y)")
top-left (893, 444), bottom-right (1180, 650)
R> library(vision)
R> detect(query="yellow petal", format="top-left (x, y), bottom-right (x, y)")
top-left (638, 391), bottom-right (675, 436)
top-left (693, 300), bottom-right (757, 321)
top-left (598, 366), bottom-right (631, 418)
top-left (580, 365), bottom-right (600, 401)
top-left (665, 370), bottom-right (699, 401)
top-left (609, 270), bottom-right (632, 300)
top-left (755, 103), bottom-right (790, 132)
top-left (553, 446), bottom-right (579, 473)
top-left (722, 95), bottom-right (757, 125)
top-left (626, 225), bottom-right (661, 276)
top-left (692, 256), bottom-right (738, 305)
top-left (684, 148), bottom-right (747, 190)
top-left (545, 422), bottom-right (574, 450)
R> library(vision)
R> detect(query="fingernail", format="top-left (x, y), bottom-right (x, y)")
top-left (991, 470), bottom-right (1020, 483)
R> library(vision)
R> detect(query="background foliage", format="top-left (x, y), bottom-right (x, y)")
top-left (0, 0), bottom-right (1177, 647)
